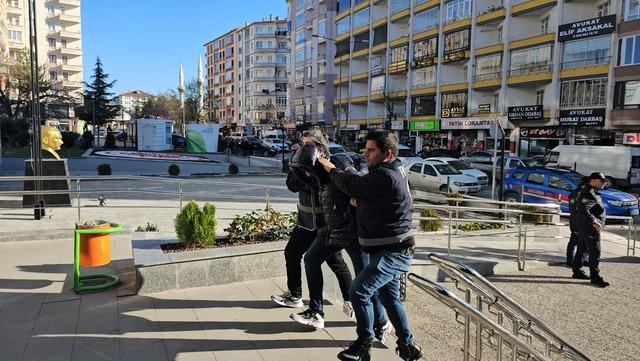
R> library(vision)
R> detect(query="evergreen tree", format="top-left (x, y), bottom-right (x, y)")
top-left (76, 57), bottom-right (119, 146)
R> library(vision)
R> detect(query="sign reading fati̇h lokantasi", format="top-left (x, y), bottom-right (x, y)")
top-left (558, 15), bottom-right (616, 42)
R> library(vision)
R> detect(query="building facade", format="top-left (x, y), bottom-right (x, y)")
top-left (287, 0), bottom-right (337, 134)
top-left (4, 0), bottom-right (83, 103)
top-left (116, 90), bottom-right (153, 119)
top-left (331, 0), bottom-right (640, 155)
top-left (205, 29), bottom-right (240, 126)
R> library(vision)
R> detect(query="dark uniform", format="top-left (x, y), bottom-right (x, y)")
top-left (567, 178), bottom-right (588, 266)
top-left (572, 180), bottom-right (608, 287)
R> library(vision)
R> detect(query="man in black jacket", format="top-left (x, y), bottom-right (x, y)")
top-left (271, 131), bottom-right (351, 308)
top-left (567, 176), bottom-right (589, 266)
top-left (572, 172), bottom-right (609, 288)
top-left (318, 129), bottom-right (422, 361)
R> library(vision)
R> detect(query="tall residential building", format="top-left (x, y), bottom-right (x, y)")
top-left (116, 90), bottom-right (153, 119)
top-left (205, 29), bottom-right (239, 125)
top-left (4, 0), bottom-right (83, 104)
top-left (0, 0), bottom-right (8, 63)
top-left (287, 0), bottom-right (337, 134)
top-left (238, 18), bottom-right (289, 132)
top-left (331, 0), bottom-right (639, 155)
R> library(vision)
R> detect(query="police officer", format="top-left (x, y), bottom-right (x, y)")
top-left (567, 176), bottom-right (589, 267)
top-left (572, 172), bottom-right (610, 288)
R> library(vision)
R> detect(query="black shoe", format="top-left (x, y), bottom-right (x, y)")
top-left (396, 341), bottom-right (423, 361)
top-left (373, 320), bottom-right (393, 343)
top-left (572, 271), bottom-right (590, 280)
top-left (591, 278), bottom-right (610, 288)
top-left (337, 338), bottom-right (373, 361)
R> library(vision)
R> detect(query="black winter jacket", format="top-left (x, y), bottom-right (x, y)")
top-left (318, 155), bottom-right (358, 248)
top-left (568, 182), bottom-right (586, 232)
top-left (286, 171), bottom-right (324, 231)
top-left (329, 158), bottom-right (413, 251)
top-left (575, 185), bottom-right (606, 236)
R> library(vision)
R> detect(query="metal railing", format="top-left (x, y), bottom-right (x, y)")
top-left (508, 63), bottom-right (553, 77)
top-left (408, 253), bottom-right (593, 360)
top-left (473, 72), bottom-right (502, 82)
top-left (560, 56), bottom-right (611, 70)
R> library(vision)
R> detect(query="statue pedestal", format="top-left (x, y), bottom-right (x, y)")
top-left (22, 159), bottom-right (71, 208)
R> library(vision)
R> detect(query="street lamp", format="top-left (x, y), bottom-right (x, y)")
top-left (91, 94), bottom-right (96, 146)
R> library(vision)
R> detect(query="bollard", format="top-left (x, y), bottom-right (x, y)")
top-left (76, 179), bottom-right (81, 222)
top-left (178, 182), bottom-right (184, 210)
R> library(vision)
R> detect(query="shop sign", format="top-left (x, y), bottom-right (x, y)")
top-left (441, 106), bottom-right (466, 118)
top-left (508, 105), bottom-right (543, 121)
top-left (558, 108), bottom-right (605, 126)
top-left (558, 15), bottom-right (616, 42)
top-left (519, 127), bottom-right (566, 139)
top-left (409, 119), bottom-right (440, 132)
top-left (388, 61), bottom-right (408, 74)
top-left (390, 120), bottom-right (404, 130)
top-left (340, 124), bottom-right (360, 131)
top-left (623, 133), bottom-right (640, 145)
top-left (411, 56), bottom-right (436, 69)
top-left (441, 117), bottom-right (507, 130)
top-left (478, 104), bottom-right (491, 114)
top-left (370, 66), bottom-right (384, 76)
top-left (442, 50), bottom-right (466, 63)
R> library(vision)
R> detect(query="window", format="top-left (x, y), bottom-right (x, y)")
top-left (278, 42), bottom-right (287, 49)
top-left (295, 70), bottom-right (304, 86)
top-left (8, 30), bottom-right (22, 42)
top-left (618, 35), bottom-right (640, 66)
top-left (48, 55), bottom-right (57, 64)
top-left (391, 45), bottom-right (408, 63)
top-left (444, 29), bottom-right (470, 52)
top-left (493, 93), bottom-right (500, 110)
top-left (548, 176), bottom-right (572, 190)
top-left (598, 0), bottom-right (611, 16)
top-left (411, 94), bottom-right (436, 115)
top-left (47, 22), bottom-right (55, 31)
top-left (317, 96), bottom-right (325, 115)
top-left (526, 173), bottom-right (545, 185)
top-left (536, 90), bottom-right (545, 105)
top-left (371, 75), bottom-right (385, 92)
top-left (353, 8), bottom-right (369, 28)
top-left (441, 92), bottom-right (468, 112)
top-left (509, 45), bottom-right (552, 75)
top-left (413, 7), bottom-right (439, 32)
top-left (63, 72), bottom-right (69, 81)
top-left (46, 5), bottom-right (54, 13)
top-left (306, 46), bottom-right (313, 60)
top-left (410, 163), bottom-right (423, 173)
top-left (497, 26), bottom-right (503, 43)
top-left (295, 11), bottom-right (305, 26)
top-left (295, 31), bottom-right (305, 45)
top-left (560, 78), bottom-right (608, 108)
top-left (563, 36), bottom-right (610, 68)
top-left (62, 56), bottom-right (68, 65)
top-left (255, 41), bottom-right (263, 49)
top-left (296, 49), bottom-right (305, 63)
top-left (540, 16), bottom-right (549, 35)
top-left (614, 81), bottom-right (640, 109)
top-left (336, 16), bottom-right (350, 35)
top-left (623, 0), bottom-right (640, 20)
top-left (337, 0), bottom-right (351, 13)
top-left (512, 171), bottom-right (525, 180)
top-left (276, 54), bottom-right (287, 64)
top-left (475, 54), bottom-right (502, 80)
top-left (412, 67), bottom-right (437, 88)
top-left (49, 71), bottom-right (57, 80)
top-left (318, 20), bottom-right (327, 38)
top-left (276, 96), bottom-right (287, 106)
top-left (414, 38), bottom-right (438, 59)
top-left (318, 62), bottom-right (326, 77)
top-left (275, 82), bottom-right (287, 92)
top-left (446, 0), bottom-right (472, 23)
top-left (391, 0), bottom-right (410, 12)
top-left (423, 165), bottom-right (437, 176)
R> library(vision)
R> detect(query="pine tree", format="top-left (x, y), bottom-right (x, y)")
top-left (77, 57), bottom-right (119, 146)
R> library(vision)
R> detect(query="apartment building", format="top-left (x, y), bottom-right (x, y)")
top-left (331, 0), bottom-right (639, 155)
top-left (287, 0), bottom-right (337, 134)
top-left (4, 0), bottom-right (83, 109)
top-left (205, 29), bottom-right (239, 126)
top-left (116, 90), bottom-right (153, 119)
top-left (0, 0), bottom-right (8, 63)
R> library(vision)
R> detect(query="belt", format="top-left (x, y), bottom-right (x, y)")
top-left (297, 203), bottom-right (323, 214)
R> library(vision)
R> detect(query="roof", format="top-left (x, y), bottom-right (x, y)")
top-left (120, 90), bottom-right (152, 98)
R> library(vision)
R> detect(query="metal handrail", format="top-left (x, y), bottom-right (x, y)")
top-left (426, 253), bottom-right (593, 361)
top-left (407, 272), bottom-right (551, 361)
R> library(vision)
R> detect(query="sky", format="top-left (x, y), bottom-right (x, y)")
top-left (81, 0), bottom-right (288, 96)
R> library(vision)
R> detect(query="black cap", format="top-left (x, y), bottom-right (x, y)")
top-left (589, 172), bottom-right (607, 181)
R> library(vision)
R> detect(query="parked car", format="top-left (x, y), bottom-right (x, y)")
top-left (468, 155), bottom-right (538, 178)
top-left (397, 145), bottom-right (423, 165)
top-left (172, 134), bottom-right (186, 149)
top-left (460, 151), bottom-right (495, 165)
top-left (262, 138), bottom-right (289, 153)
top-left (426, 157), bottom-right (489, 187)
top-left (114, 131), bottom-right (127, 142)
top-left (405, 160), bottom-right (481, 193)
top-left (419, 148), bottom-right (461, 159)
top-left (503, 167), bottom-right (639, 217)
top-left (328, 142), bottom-right (361, 164)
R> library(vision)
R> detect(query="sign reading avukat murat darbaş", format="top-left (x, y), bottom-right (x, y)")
top-left (558, 15), bottom-right (616, 42)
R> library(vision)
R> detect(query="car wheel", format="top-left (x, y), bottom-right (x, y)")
top-left (504, 193), bottom-right (519, 203)
top-left (439, 185), bottom-right (450, 193)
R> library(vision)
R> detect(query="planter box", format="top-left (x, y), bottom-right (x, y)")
top-left (132, 232), bottom-right (287, 294)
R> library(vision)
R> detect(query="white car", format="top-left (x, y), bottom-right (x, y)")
top-left (425, 157), bottom-right (489, 186)
top-left (397, 145), bottom-right (423, 165)
top-left (405, 160), bottom-right (481, 193)
top-left (262, 138), bottom-right (289, 152)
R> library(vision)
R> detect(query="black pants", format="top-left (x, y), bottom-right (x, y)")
top-left (566, 230), bottom-right (580, 266)
top-left (573, 231), bottom-right (602, 280)
top-left (284, 226), bottom-right (348, 298)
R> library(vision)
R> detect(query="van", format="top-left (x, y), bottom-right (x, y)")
top-left (547, 145), bottom-right (640, 187)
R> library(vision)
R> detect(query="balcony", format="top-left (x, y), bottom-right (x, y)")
top-left (254, 47), bottom-right (278, 53)
top-left (475, 43), bottom-right (503, 57)
top-left (441, 82), bottom-right (469, 93)
top-left (511, 0), bottom-right (557, 16)
top-left (509, 33), bottom-right (555, 50)
top-left (61, 80), bottom-right (83, 89)
top-left (412, 82), bottom-right (437, 96)
top-left (51, 46), bottom-right (82, 57)
top-left (351, 72), bottom-right (368, 82)
top-left (57, 63), bottom-right (82, 73)
top-left (508, 64), bottom-right (553, 86)
top-left (414, 0), bottom-right (440, 13)
top-left (54, 13), bottom-right (81, 25)
top-left (7, 5), bottom-right (22, 14)
top-left (477, 5), bottom-right (506, 25)
top-left (351, 95), bottom-right (368, 104)
top-left (253, 32), bottom-right (277, 38)
top-left (444, 17), bottom-right (472, 33)
top-left (57, 0), bottom-right (81, 8)
top-left (333, 76), bottom-right (350, 85)
top-left (442, 47), bottom-right (471, 63)
top-left (56, 30), bottom-right (82, 40)
top-left (559, 57), bottom-right (611, 79)
top-left (473, 72), bottom-right (502, 89)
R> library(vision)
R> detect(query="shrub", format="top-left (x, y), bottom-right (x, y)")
top-left (135, 222), bottom-right (159, 232)
top-left (419, 208), bottom-right (444, 232)
top-left (97, 163), bottom-right (112, 175)
top-left (455, 222), bottom-right (506, 232)
top-left (225, 206), bottom-right (296, 243)
top-left (60, 131), bottom-right (80, 149)
top-left (168, 164), bottom-right (180, 176)
top-left (82, 130), bottom-right (94, 149)
top-left (175, 201), bottom-right (217, 247)
top-left (104, 132), bottom-right (116, 149)
top-left (228, 163), bottom-right (239, 175)
top-left (447, 192), bottom-right (464, 206)
top-left (519, 205), bottom-right (553, 224)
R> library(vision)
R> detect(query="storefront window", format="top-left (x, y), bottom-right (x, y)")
top-left (412, 95), bottom-right (436, 115)
top-left (413, 7), bottom-right (439, 32)
top-left (560, 78), bottom-right (608, 108)
top-left (444, 29), bottom-right (470, 53)
top-left (413, 38), bottom-right (437, 59)
top-left (562, 36), bottom-right (610, 69)
top-left (509, 45), bottom-right (552, 76)
top-left (446, 0), bottom-right (472, 23)
top-left (412, 67), bottom-right (437, 88)
top-left (618, 35), bottom-right (640, 66)
top-left (475, 54), bottom-right (502, 80)
top-left (614, 81), bottom-right (640, 109)
top-left (336, 16), bottom-right (350, 35)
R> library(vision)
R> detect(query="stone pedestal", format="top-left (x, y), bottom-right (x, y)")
top-left (22, 159), bottom-right (71, 208)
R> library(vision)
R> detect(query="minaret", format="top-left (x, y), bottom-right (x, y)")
top-left (178, 64), bottom-right (185, 136)
top-left (197, 54), bottom-right (204, 121)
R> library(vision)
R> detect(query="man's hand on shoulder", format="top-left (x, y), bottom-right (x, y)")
top-left (317, 157), bottom-right (336, 172)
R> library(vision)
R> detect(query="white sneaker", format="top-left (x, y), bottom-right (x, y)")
top-left (343, 300), bottom-right (354, 320)
top-left (290, 309), bottom-right (325, 329)
top-left (374, 320), bottom-right (394, 344)
top-left (271, 291), bottom-right (303, 308)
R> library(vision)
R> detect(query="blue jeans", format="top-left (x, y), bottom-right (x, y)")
top-left (304, 239), bottom-right (387, 327)
top-left (350, 248), bottom-right (414, 344)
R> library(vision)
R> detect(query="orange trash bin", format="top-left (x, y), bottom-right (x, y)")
top-left (78, 220), bottom-right (111, 267)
